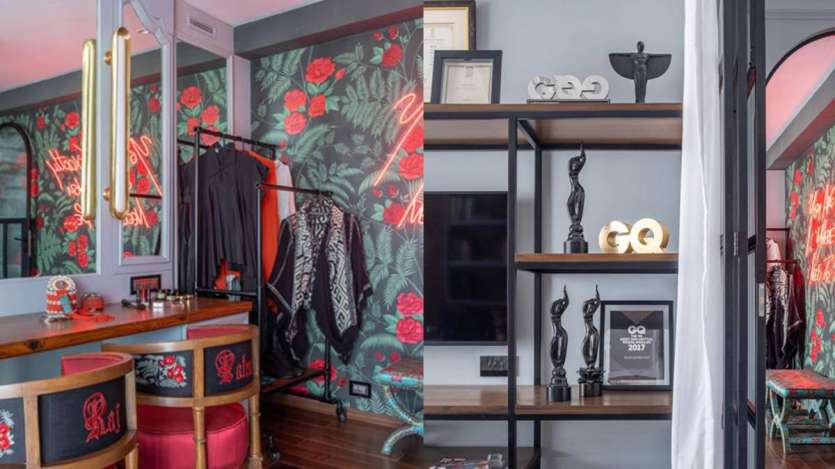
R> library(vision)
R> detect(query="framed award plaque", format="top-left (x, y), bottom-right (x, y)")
top-left (599, 301), bottom-right (674, 391)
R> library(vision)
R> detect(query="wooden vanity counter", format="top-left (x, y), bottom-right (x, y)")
top-left (0, 298), bottom-right (252, 359)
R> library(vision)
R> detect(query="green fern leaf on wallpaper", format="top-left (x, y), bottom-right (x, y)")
top-left (294, 123), bottom-right (331, 160)
top-left (395, 240), bottom-right (418, 278)
top-left (370, 263), bottom-right (390, 288)
top-left (359, 333), bottom-right (405, 353)
top-left (384, 273), bottom-right (408, 306)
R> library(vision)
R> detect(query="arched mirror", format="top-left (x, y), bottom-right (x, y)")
top-left (0, 123), bottom-right (33, 279)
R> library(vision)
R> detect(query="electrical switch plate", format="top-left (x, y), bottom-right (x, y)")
top-left (480, 356), bottom-right (518, 377)
top-left (349, 380), bottom-right (372, 398)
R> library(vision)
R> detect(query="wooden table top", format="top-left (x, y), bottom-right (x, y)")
top-left (0, 297), bottom-right (252, 359)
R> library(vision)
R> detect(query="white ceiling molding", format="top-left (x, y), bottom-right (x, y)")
top-left (766, 8), bottom-right (835, 21)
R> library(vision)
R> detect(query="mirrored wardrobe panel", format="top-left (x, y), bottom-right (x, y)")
top-left (0, 0), bottom-right (97, 278)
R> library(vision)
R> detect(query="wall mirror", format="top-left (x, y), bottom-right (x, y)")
top-left (0, 0), bottom-right (98, 279)
top-left (120, 2), bottom-right (165, 262)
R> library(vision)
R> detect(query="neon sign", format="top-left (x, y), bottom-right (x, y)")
top-left (803, 184), bottom-right (835, 284)
top-left (375, 93), bottom-right (424, 228)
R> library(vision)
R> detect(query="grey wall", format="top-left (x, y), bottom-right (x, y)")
top-left (765, 0), bottom-right (835, 73)
top-left (424, 1), bottom-right (683, 468)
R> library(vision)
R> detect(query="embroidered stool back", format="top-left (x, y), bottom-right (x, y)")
top-left (103, 324), bottom-right (262, 469)
top-left (0, 352), bottom-right (138, 468)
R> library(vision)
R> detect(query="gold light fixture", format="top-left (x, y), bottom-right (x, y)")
top-left (104, 27), bottom-right (131, 220)
top-left (80, 39), bottom-right (97, 220)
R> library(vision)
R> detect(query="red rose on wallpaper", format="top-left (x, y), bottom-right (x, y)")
top-left (35, 216), bottom-right (44, 229)
top-left (123, 251), bottom-right (133, 258)
top-left (396, 317), bottom-right (423, 344)
top-left (148, 96), bottom-right (161, 113)
top-left (35, 115), bottom-right (46, 129)
top-left (807, 159), bottom-right (814, 176)
top-left (181, 85), bottom-right (202, 109)
top-left (69, 135), bottom-right (79, 150)
top-left (201, 105), bottom-right (220, 125)
top-left (372, 187), bottom-right (383, 198)
top-left (309, 95), bottom-right (326, 117)
top-left (402, 125), bottom-right (423, 152)
top-left (390, 352), bottom-right (401, 362)
top-left (794, 168), bottom-right (802, 185)
top-left (375, 351), bottom-right (384, 361)
top-left (387, 184), bottom-right (398, 197)
top-left (78, 234), bottom-right (89, 250)
top-left (810, 329), bottom-right (822, 363)
top-left (137, 178), bottom-right (151, 194)
top-left (284, 89), bottom-right (306, 111)
top-left (201, 126), bottom-right (220, 146)
top-left (77, 250), bottom-right (89, 269)
top-left (145, 210), bottom-right (159, 227)
top-left (309, 358), bottom-right (337, 385)
top-left (63, 214), bottom-right (81, 233)
top-left (186, 117), bottom-right (200, 135)
top-left (816, 308), bottom-right (825, 328)
top-left (383, 202), bottom-right (405, 225)
top-left (382, 44), bottom-right (403, 68)
top-left (335, 68), bottom-right (346, 80)
top-left (64, 111), bottom-right (80, 129)
top-left (284, 112), bottom-right (307, 135)
top-left (68, 240), bottom-right (77, 257)
top-left (305, 57), bottom-right (336, 84)
top-left (372, 31), bottom-right (383, 41)
top-left (398, 154), bottom-right (423, 180)
top-left (163, 355), bottom-right (175, 365)
top-left (388, 26), bottom-right (399, 39)
top-left (129, 169), bottom-right (137, 187)
top-left (396, 292), bottom-right (423, 316)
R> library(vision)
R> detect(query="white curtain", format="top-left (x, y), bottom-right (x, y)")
top-left (671, 0), bottom-right (724, 467)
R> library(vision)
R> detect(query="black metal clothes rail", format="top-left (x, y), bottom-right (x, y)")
top-left (188, 127), bottom-right (345, 423)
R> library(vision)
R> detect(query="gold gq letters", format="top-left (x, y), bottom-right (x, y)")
top-left (598, 218), bottom-right (669, 253)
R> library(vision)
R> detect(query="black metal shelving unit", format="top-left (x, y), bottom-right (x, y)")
top-left (424, 103), bottom-right (683, 469)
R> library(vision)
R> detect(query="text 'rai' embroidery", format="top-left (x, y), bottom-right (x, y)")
top-left (83, 392), bottom-right (121, 443)
top-left (215, 349), bottom-right (253, 384)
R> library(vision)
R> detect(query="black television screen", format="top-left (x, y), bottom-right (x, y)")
top-left (424, 191), bottom-right (507, 344)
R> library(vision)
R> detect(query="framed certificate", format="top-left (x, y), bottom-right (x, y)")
top-left (599, 301), bottom-right (674, 390)
top-left (424, 1), bottom-right (476, 102)
top-left (431, 50), bottom-right (502, 104)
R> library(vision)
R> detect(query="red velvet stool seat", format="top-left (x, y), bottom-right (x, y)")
top-left (137, 403), bottom-right (248, 469)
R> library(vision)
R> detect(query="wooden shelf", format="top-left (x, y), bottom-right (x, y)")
top-left (515, 253), bottom-right (678, 274)
top-left (261, 368), bottom-right (325, 395)
top-left (426, 385), bottom-right (672, 421)
top-left (426, 385), bottom-right (510, 418)
top-left (516, 385), bottom-right (672, 420)
top-left (421, 446), bottom-right (537, 469)
top-left (425, 103), bottom-right (682, 150)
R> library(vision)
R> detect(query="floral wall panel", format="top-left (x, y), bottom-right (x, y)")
top-left (1, 103), bottom-right (95, 276)
top-left (251, 19), bottom-right (423, 417)
top-left (786, 124), bottom-right (835, 376)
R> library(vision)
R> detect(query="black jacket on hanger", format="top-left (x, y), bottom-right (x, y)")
top-left (179, 143), bottom-right (267, 292)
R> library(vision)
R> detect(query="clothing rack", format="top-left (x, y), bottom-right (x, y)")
top-left (189, 127), bottom-right (345, 423)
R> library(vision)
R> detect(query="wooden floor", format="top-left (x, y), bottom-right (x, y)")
top-left (261, 403), bottom-right (422, 469)
top-left (766, 435), bottom-right (835, 468)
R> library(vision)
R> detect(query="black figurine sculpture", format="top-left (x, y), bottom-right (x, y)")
top-left (547, 286), bottom-right (571, 402)
top-left (564, 145), bottom-right (588, 253)
top-left (609, 41), bottom-right (672, 103)
top-left (578, 285), bottom-right (604, 397)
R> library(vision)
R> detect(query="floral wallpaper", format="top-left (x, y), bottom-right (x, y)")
top-left (0, 66), bottom-right (226, 273)
top-left (0, 101), bottom-right (95, 276)
top-left (786, 124), bottom-right (835, 377)
top-left (251, 19), bottom-right (423, 417)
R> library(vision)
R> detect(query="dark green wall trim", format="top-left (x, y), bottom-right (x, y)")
top-left (234, 0), bottom-right (421, 59)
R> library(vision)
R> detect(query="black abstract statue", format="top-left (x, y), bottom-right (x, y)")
top-left (578, 285), bottom-right (604, 397)
top-left (609, 41), bottom-right (672, 103)
top-left (547, 286), bottom-right (571, 402)
top-left (564, 145), bottom-right (588, 253)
